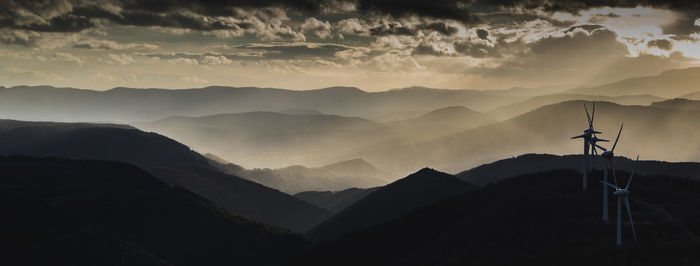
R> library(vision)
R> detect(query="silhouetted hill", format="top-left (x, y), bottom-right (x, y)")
top-left (0, 85), bottom-right (526, 122)
top-left (0, 120), bottom-right (330, 232)
top-left (650, 98), bottom-right (700, 111)
top-left (306, 168), bottom-right (477, 240)
top-left (295, 187), bottom-right (379, 213)
top-left (0, 156), bottom-right (308, 266)
top-left (456, 154), bottom-right (700, 187)
top-left (566, 67), bottom-right (700, 98)
top-left (489, 93), bottom-right (664, 120)
top-left (349, 101), bottom-right (700, 175)
top-left (0, 120), bottom-right (211, 170)
top-left (291, 169), bottom-right (700, 266)
top-left (150, 167), bottom-right (331, 232)
top-left (207, 156), bottom-right (389, 194)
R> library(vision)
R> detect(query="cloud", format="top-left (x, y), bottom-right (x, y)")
top-left (108, 53), bottom-right (135, 65)
top-left (235, 42), bottom-right (357, 59)
top-left (0, 29), bottom-right (40, 46)
top-left (72, 39), bottom-right (159, 50)
top-left (647, 39), bottom-right (673, 50)
top-left (301, 17), bottom-right (332, 39)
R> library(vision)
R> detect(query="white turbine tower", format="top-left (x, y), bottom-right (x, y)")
top-left (594, 124), bottom-right (623, 223)
top-left (571, 103), bottom-right (601, 191)
top-left (601, 156), bottom-right (639, 246)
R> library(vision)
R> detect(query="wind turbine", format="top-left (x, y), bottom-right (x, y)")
top-left (594, 124), bottom-right (623, 223)
top-left (571, 102), bottom-right (601, 191)
top-left (601, 156), bottom-right (639, 246)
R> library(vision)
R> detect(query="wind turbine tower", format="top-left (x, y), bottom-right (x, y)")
top-left (571, 103), bottom-right (601, 191)
top-left (595, 124), bottom-right (623, 223)
top-left (601, 156), bottom-right (639, 246)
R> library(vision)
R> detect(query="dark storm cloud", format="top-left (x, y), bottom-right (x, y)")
top-left (473, 0), bottom-right (700, 12)
top-left (476, 28), bottom-right (488, 39)
top-left (647, 39), bottom-right (673, 50)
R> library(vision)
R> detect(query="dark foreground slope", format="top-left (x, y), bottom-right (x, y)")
top-left (0, 120), bottom-right (330, 232)
top-left (307, 168), bottom-right (477, 240)
top-left (151, 167), bottom-right (331, 232)
top-left (291, 169), bottom-right (700, 266)
top-left (0, 156), bottom-right (308, 266)
top-left (457, 154), bottom-right (700, 186)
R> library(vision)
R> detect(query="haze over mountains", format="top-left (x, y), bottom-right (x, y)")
top-left (348, 100), bottom-right (700, 175)
top-left (5, 68), bottom-right (700, 174)
top-left (0, 120), bottom-right (329, 232)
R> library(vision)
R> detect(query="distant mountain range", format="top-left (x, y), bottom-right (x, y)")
top-left (137, 106), bottom-right (493, 169)
top-left (0, 156), bottom-right (307, 266)
top-left (0, 85), bottom-right (527, 122)
top-left (650, 98), bottom-right (700, 111)
top-left (566, 67), bottom-right (700, 98)
top-left (488, 93), bottom-right (664, 120)
top-left (306, 168), bottom-right (477, 240)
top-left (0, 120), bottom-right (329, 232)
top-left (347, 100), bottom-right (700, 175)
top-left (208, 156), bottom-right (389, 194)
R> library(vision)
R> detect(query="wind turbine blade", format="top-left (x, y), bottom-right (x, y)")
top-left (624, 198), bottom-right (638, 242)
top-left (584, 104), bottom-right (592, 127)
top-left (595, 144), bottom-right (607, 151)
top-left (597, 138), bottom-right (609, 142)
top-left (591, 102), bottom-right (596, 124)
top-left (600, 181), bottom-right (620, 190)
top-left (611, 124), bottom-right (623, 152)
top-left (625, 155), bottom-right (639, 190)
top-left (572, 134), bottom-right (585, 139)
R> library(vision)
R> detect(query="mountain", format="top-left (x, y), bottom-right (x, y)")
top-left (0, 156), bottom-right (308, 266)
top-left (150, 167), bottom-right (330, 232)
top-left (0, 120), bottom-right (330, 232)
top-left (649, 98), bottom-right (700, 111)
top-left (566, 67), bottom-right (700, 98)
top-left (0, 120), bottom-right (212, 170)
top-left (679, 91), bottom-right (700, 100)
top-left (488, 93), bottom-right (665, 120)
top-left (279, 108), bottom-right (324, 115)
top-left (306, 168), bottom-right (477, 240)
top-left (139, 107), bottom-right (494, 170)
top-left (136, 112), bottom-right (381, 168)
top-left (347, 101), bottom-right (700, 175)
top-left (291, 169), bottom-right (700, 266)
top-left (456, 154), bottom-right (700, 187)
top-left (0, 85), bottom-right (527, 123)
top-left (295, 187), bottom-right (380, 213)
top-left (387, 106), bottom-right (494, 136)
top-left (208, 157), bottom-right (389, 194)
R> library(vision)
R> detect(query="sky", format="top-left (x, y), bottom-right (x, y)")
top-left (1, 0), bottom-right (700, 91)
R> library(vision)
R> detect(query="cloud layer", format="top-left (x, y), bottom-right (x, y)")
top-left (1, 0), bottom-right (700, 90)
